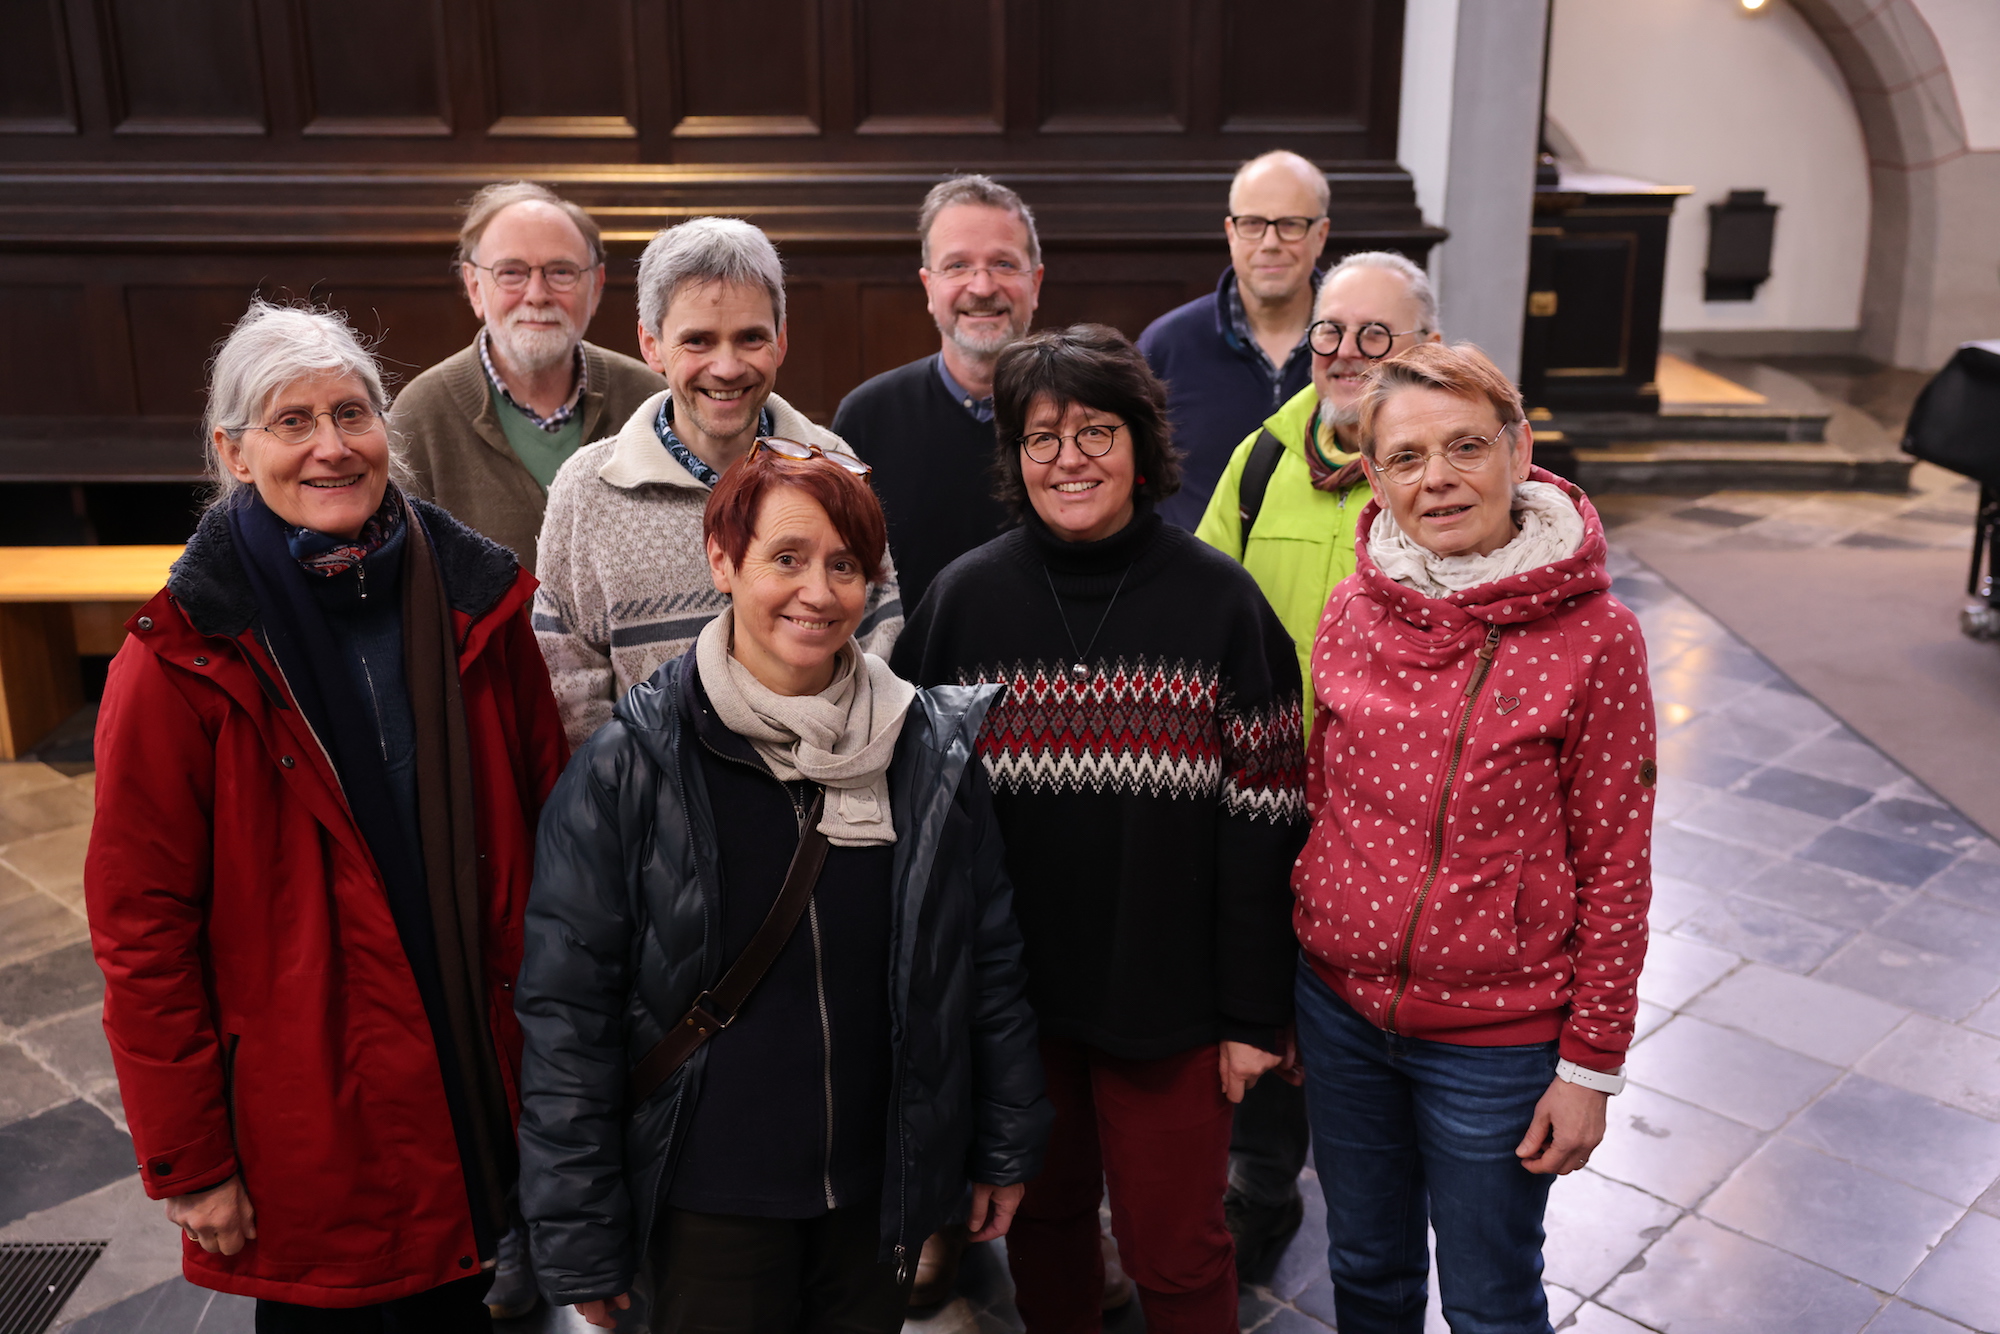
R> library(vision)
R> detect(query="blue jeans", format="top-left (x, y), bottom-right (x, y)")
top-left (1295, 961), bottom-right (1557, 1334)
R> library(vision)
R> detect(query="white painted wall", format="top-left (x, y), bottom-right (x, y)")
top-left (1915, 0), bottom-right (2000, 151)
top-left (1397, 0), bottom-right (1460, 231)
top-left (1545, 0), bottom-right (1872, 334)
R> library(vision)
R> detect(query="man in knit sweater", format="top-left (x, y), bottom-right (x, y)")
top-left (832, 174), bottom-right (1042, 615)
top-left (534, 218), bottom-right (902, 746)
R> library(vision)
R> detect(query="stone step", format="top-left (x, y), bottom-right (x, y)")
top-left (1564, 438), bottom-right (1913, 493)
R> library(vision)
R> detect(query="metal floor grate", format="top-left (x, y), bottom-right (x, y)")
top-left (0, 1242), bottom-right (108, 1334)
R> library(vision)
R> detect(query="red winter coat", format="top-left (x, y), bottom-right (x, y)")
top-left (84, 501), bottom-right (569, 1307)
top-left (1295, 473), bottom-right (1655, 1071)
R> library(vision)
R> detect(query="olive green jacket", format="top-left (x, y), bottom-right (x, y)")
top-left (1193, 384), bottom-right (1368, 701)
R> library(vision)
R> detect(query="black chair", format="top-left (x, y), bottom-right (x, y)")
top-left (1902, 342), bottom-right (2000, 637)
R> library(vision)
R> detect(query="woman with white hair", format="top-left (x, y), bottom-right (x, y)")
top-left (84, 299), bottom-right (570, 1331)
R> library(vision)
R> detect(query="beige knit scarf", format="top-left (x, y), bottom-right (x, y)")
top-left (695, 608), bottom-right (917, 846)
top-left (1367, 480), bottom-right (1585, 599)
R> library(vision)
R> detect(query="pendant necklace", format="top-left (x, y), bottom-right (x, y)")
top-left (1044, 563), bottom-right (1134, 680)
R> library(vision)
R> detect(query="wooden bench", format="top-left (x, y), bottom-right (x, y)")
top-left (0, 546), bottom-right (182, 759)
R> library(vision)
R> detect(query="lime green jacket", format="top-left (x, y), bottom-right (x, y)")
top-left (1194, 384), bottom-right (1368, 697)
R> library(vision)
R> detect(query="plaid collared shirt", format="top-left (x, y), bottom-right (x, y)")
top-left (479, 329), bottom-right (588, 432)
top-left (1225, 269), bottom-right (1320, 407)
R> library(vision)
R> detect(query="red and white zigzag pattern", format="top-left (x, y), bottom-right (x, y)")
top-left (960, 658), bottom-right (1306, 822)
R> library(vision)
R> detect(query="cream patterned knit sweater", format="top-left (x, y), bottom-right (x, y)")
top-left (533, 388), bottom-right (904, 746)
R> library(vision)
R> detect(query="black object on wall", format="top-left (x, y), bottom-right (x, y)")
top-left (1705, 189), bottom-right (1779, 302)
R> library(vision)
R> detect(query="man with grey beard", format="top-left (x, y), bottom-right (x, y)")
top-left (831, 174), bottom-right (1043, 614)
top-left (391, 181), bottom-right (663, 572)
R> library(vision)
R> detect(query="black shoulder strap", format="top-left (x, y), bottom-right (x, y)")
top-left (1237, 428), bottom-right (1287, 541)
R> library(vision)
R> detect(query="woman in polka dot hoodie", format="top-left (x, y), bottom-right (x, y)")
top-left (1292, 343), bottom-right (1655, 1334)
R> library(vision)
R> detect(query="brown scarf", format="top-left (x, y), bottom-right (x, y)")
top-left (402, 502), bottom-right (513, 1240)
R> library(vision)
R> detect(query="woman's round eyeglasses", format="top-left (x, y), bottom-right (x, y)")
top-left (252, 401), bottom-right (382, 446)
top-left (1308, 321), bottom-right (1430, 360)
top-left (754, 436), bottom-right (873, 478)
top-left (466, 260), bottom-right (588, 292)
top-left (1019, 423), bottom-right (1123, 465)
top-left (1370, 422), bottom-right (1518, 486)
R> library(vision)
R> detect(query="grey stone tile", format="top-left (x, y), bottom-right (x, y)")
top-left (1735, 859), bottom-right (1908, 933)
top-left (1674, 792), bottom-right (1832, 857)
top-left (1630, 1016), bottom-right (1839, 1130)
top-left (1649, 775), bottom-right (1714, 824)
top-left (0, 940), bottom-right (102, 1030)
top-left (1255, 1307), bottom-right (1331, 1334)
top-left (1545, 1283), bottom-right (1583, 1328)
top-left (1653, 826), bottom-right (1777, 893)
top-left (0, 779), bottom-right (94, 846)
top-left (1588, 1082), bottom-right (1764, 1208)
top-left (0, 823), bottom-right (91, 907)
top-left (0, 879), bottom-right (88, 970)
top-left (1240, 1286), bottom-right (1281, 1332)
top-left (1649, 666), bottom-right (1761, 715)
top-left (1801, 827), bottom-right (1957, 889)
top-left (1855, 1015), bottom-right (2000, 1120)
top-left (1289, 1275), bottom-right (1338, 1330)
top-left (1968, 994), bottom-right (2000, 1040)
top-left (1265, 1187), bottom-right (1329, 1302)
top-left (1673, 895), bottom-right (1851, 972)
top-left (1786, 1075), bottom-right (2000, 1207)
top-left (65, 1277), bottom-right (258, 1334)
top-left (1655, 742), bottom-right (1760, 791)
top-left (1900, 1212), bottom-right (2000, 1334)
top-left (1633, 1000), bottom-right (1671, 1043)
top-left (1561, 1304), bottom-right (1656, 1334)
top-left (1873, 896), bottom-right (2000, 972)
top-left (17, 1006), bottom-right (116, 1094)
top-left (1924, 857), bottom-right (2000, 915)
top-left (1846, 798), bottom-right (1986, 855)
top-left (1738, 767), bottom-right (1875, 820)
top-left (1781, 734), bottom-right (1911, 792)
top-left (1864, 1300), bottom-right (1976, 1334)
top-left (1814, 933), bottom-right (2000, 1020)
top-left (0, 1100), bottom-right (133, 1229)
top-left (1635, 933), bottom-right (1740, 1010)
top-left (2, 1176), bottom-right (188, 1330)
top-left (1700, 1138), bottom-right (1962, 1291)
top-left (0, 762), bottom-right (74, 801)
top-left (1664, 712), bottom-right (1802, 765)
top-left (1687, 963), bottom-right (1906, 1065)
top-left (1714, 686), bottom-right (1839, 739)
top-left (1668, 642), bottom-right (1784, 687)
top-left (1598, 1215), bottom-right (1879, 1334)
top-left (1541, 1168), bottom-right (1680, 1296)
top-left (1647, 874), bottom-right (1721, 933)
top-left (0, 1041), bottom-right (69, 1128)
top-left (1977, 1177), bottom-right (2000, 1219)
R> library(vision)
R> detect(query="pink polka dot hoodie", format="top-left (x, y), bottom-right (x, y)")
top-left (1295, 468), bottom-right (1655, 1071)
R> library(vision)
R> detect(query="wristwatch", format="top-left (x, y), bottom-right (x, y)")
top-left (1556, 1058), bottom-right (1626, 1095)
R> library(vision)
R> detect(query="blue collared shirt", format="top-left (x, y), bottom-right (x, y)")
top-left (654, 396), bottom-right (776, 487)
top-left (934, 355), bottom-right (995, 424)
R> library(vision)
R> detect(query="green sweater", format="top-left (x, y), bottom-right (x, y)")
top-left (1194, 384), bottom-right (1368, 702)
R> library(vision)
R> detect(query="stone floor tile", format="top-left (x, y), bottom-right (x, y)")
top-left (1256, 1307), bottom-right (1330, 1334)
top-left (1898, 1212), bottom-right (2000, 1334)
top-left (0, 1100), bottom-right (133, 1229)
top-left (1655, 742), bottom-right (1760, 791)
top-left (1289, 1274), bottom-right (1338, 1329)
top-left (1800, 826), bottom-right (1957, 889)
top-left (1967, 994), bottom-right (2000, 1040)
top-left (0, 823), bottom-right (92, 906)
top-left (1649, 666), bottom-right (1761, 715)
top-left (1923, 858), bottom-right (2000, 916)
top-left (0, 1041), bottom-right (71, 1129)
top-left (1663, 712), bottom-right (1802, 766)
top-left (1846, 799), bottom-right (1987, 855)
top-left (1633, 1000), bottom-right (1671, 1043)
top-left (64, 1277), bottom-right (259, 1334)
top-left (1699, 1138), bottom-right (1961, 1291)
top-left (0, 762), bottom-right (73, 801)
top-left (0, 885), bottom-right (89, 971)
top-left (18, 1006), bottom-right (118, 1094)
top-left (1562, 1303), bottom-right (1657, 1334)
top-left (1649, 776), bottom-right (1714, 825)
top-left (1814, 934), bottom-right (2000, 1020)
top-left (1646, 874), bottom-right (1722, 933)
top-left (1240, 1286), bottom-right (1281, 1331)
top-left (1976, 1177), bottom-right (2000, 1219)
top-left (1588, 1083), bottom-right (1765, 1207)
top-left (1780, 734), bottom-right (1911, 792)
top-left (2, 1175), bottom-right (189, 1330)
top-left (1653, 826), bottom-right (1776, 894)
top-left (1668, 641), bottom-right (1784, 688)
top-left (1672, 895), bottom-right (1850, 972)
top-left (1713, 685), bottom-right (1839, 739)
top-left (1265, 1191), bottom-right (1329, 1302)
top-left (1686, 963), bottom-right (1906, 1065)
top-left (0, 940), bottom-right (103, 1030)
top-left (1872, 896), bottom-right (2000, 972)
top-left (1630, 1016), bottom-right (1839, 1130)
top-left (1541, 1168), bottom-right (1681, 1296)
top-left (1737, 766), bottom-right (1874, 821)
top-left (1674, 793), bottom-right (1831, 857)
top-left (1635, 934), bottom-right (1740, 1010)
top-left (1598, 1216), bottom-right (1878, 1334)
top-left (1734, 859), bottom-right (1908, 933)
top-left (1546, 1284), bottom-right (1584, 1327)
top-left (1864, 1300), bottom-right (1976, 1334)
top-left (0, 780), bottom-right (96, 845)
top-left (1854, 1015), bottom-right (2000, 1120)
top-left (1784, 1075), bottom-right (2000, 1207)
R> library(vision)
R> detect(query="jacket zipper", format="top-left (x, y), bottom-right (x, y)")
top-left (794, 784), bottom-right (840, 1211)
top-left (1385, 624), bottom-right (1503, 1032)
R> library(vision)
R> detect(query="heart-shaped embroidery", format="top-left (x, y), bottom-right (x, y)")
top-left (1494, 694), bottom-right (1521, 715)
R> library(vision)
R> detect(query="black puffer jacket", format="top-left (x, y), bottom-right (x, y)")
top-left (515, 654), bottom-right (1050, 1307)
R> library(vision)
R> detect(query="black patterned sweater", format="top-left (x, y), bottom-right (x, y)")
top-left (892, 505), bottom-right (1308, 1060)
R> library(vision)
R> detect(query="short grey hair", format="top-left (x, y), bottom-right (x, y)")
top-left (1322, 250), bottom-right (1440, 335)
top-left (918, 174), bottom-right (1041, 268)
top-left (1229, 150), bottom-right (1331, 216)
top-left (203, 299), bottom-right (405, 506)
top-left (456, 180), bottom-right (604, 268)
top-left (636, 217), bottom-right (785, 337)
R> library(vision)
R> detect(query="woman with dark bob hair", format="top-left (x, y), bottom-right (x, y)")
top-left (892, 325), bottom-right (1309, 1334)
top-left (515, 442), bottom-right (1050, 1332)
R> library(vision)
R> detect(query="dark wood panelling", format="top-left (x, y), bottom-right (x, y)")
top-left (854, 0), bottom-right (1003, 136)
top-left (1221, 0), bottom-right (1371, 133)
top-left (1034, 282), bottom-right (1189, 344)
top-left (0, 0), bottom-right (78, 134)
top-left (858, 283), bottom-right (938, 387)
top-left (294, 0), bottom-right (452, 136)
top-left (670, 0), bottom-right (821, 138)
top-left (0, 286), bottom-right (92, 412)
top-left (1039, 0), bottom-right (1189, 134)
top-left (481, 0), bottom-right (639, 138)
top-left (100, 0), bottom-right (266, 134)
top-left (127, 286), bottom-right (261, 417)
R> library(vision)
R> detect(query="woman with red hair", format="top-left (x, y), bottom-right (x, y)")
top-left (514, 443), bottom-right (1051, 1333)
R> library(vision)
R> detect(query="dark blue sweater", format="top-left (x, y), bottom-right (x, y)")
top-left (1138, 268), bottom-right (1316, 530)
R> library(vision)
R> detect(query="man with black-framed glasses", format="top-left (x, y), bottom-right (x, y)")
top-left (391, 181), bottom-right (664, 574)
top-left (1139, 150), bottom-right (1331, 529)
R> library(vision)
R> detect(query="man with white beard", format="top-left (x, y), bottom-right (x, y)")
top-left (391, 181), bottom-right (664, 572)
top-left (831, 174), bottom-right (1043, 613)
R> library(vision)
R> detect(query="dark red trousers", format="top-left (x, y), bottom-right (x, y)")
top-left (1006, 1037), bottom-right (1238, 1334)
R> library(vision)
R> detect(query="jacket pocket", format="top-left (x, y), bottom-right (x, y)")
top-left (1419, 852), bottom-right (1529, 981)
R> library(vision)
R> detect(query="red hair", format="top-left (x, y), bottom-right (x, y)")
top-left (703, 448), bottom-right (888, 583)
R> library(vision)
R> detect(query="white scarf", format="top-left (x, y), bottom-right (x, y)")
top-left (695, 609), bottom-right (917, 846)
top-left (1367, 480), bottom-right (1585, 599)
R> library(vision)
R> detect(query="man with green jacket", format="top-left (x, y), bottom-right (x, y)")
top-left (1196, 251), bottom-right (1441, 694)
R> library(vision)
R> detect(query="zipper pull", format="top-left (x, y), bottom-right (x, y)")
top-left (894, 1244), bottom-right (911, 1285)
top-left (1464, 626), bottom-right (1502, 695)
top-left (356, 561), bottom-right (367, 600)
